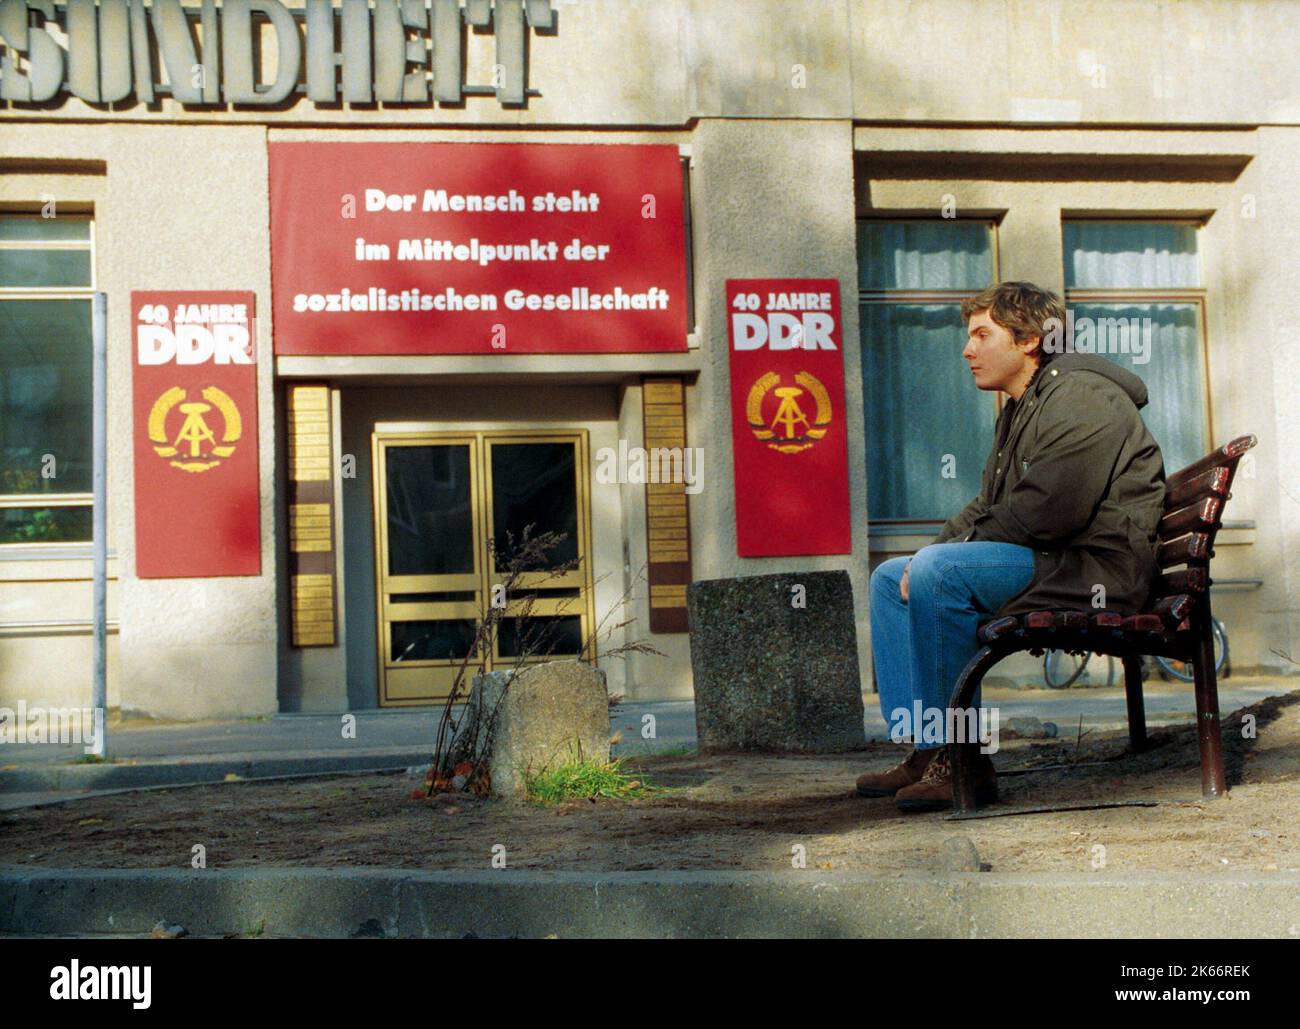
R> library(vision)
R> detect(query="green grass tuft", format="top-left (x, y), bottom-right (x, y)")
top-left (524, 757), bottom-right (666, 806)
top-left (648, 743), bottom-right (695, 758)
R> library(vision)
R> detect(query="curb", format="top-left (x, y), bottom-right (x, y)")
top-left (3, 868), bottom-right (1300, 938)
top-left (0, 750), bottom-right (431, 794)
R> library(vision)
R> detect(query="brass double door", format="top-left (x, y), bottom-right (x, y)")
top-left (372, 429), bottom-right (595, 706)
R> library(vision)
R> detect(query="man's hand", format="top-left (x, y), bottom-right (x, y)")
top-left (900, 559), bottom-right (911, 602)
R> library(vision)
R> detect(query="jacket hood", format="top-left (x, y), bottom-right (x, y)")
top-left (1035, 354), bottom-right (1149, 409)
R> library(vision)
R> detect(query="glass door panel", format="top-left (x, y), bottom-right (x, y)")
top-left (484, 437), bottom-right (590, 665)
top-left (486, 439), bottom-right (584, 587)
top-left (384, 444), bottom-right (475, 578)
top-left (374, 437), bottom-right (482, 705)
top-left (372, 431), bottom-right (595, 706)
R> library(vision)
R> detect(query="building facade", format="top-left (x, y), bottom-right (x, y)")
top-left (2, 0), bottom-right (1298, 720)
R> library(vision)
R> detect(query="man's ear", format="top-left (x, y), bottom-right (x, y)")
top-left (1020, 334), bottom-right (1043, 361)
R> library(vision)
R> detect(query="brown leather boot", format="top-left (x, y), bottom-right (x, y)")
top-left (894, 748), bottom-right (997, 813)
top-left (855, 747), bottom-right (940, 797)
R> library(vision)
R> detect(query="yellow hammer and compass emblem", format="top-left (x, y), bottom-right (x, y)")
top-left (746, 371), bottom-right (833, 454)
top-left (147, 386), bottom-right (242, 473)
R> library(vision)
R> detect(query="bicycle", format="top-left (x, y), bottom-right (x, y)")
top-left (1042, 647), bottom-right (1116, 689)
top-left (1041, 615), bottom-right (1229, 687)
top-left (1153, 615), bottom-right (1229, 682)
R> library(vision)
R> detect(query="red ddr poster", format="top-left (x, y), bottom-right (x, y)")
top-left (268, 142), bottom-right (688, 355)
top-left (131, 291), bottom-right (261, 578)
top-left (726, 279), bottom-right (851, 557)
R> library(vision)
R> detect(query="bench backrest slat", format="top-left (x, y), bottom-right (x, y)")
top-left (1146, 434), bottom-right (1257, 628)
top-left (1157, 497), bottom-right (1222, 542)
top-left (1155, 531), bottom-right (1210, 568)
top-left (1156, 567), bottom-right (1209, 596)
top-left (1163, 465), bottom-right (1231, 512)
top-left (1164, 434), bottom-right (1257, 493)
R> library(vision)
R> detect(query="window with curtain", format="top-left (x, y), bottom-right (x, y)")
top-left (1062, 220), bottom-right (1207, 475)
top-left (857, 220), bottom-right (997, 525)
top-left (0, 215), bottom-right (95, 544)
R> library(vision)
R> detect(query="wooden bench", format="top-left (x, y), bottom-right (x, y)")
top-left (948, 434), bottom-right (1258, 815)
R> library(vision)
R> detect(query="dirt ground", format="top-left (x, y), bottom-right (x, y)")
top-left (3, 692), bottom-right (1299, 875)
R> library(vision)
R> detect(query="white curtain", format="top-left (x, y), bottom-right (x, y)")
top-left (1065, 222), bottom-right (1199, 289)
top-left (857, 221), bottom-right (995, 522)
top-left (859, 303), bottom-right (993, 521)
top-left (858, 222), bottom-right (993, 290)
top-left (1068, 302), bottom-right (1206, 474)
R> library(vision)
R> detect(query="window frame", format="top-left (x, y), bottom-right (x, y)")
top-left (0, 212), bottom-right (97, 549)
top-left (1061, 217), bottom-right (1214, 472)
top-left (856, 216), bottom-right (1001, 533)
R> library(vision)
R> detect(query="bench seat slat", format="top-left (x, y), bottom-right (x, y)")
top-left (1013, 602), bottom-right (1187, 631)
top-left (977, 616), bottom-right (1019, 643)
top-left (975, 606), bottom-right (1189, 642)
top-left (1152, 593), bottom-right (1194, 625)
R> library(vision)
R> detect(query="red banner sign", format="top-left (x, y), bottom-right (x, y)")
top-left (268, 142), bottom-right (688, 355)
top-left (131, 291), bottom-right (261, 578)
top-left (726, 279), bottom-right (851, 557)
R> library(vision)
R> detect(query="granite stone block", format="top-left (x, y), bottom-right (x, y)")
top-left (687, 570), bottom-right (866, 753)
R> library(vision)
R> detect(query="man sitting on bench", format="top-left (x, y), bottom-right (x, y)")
top-left (857, 281), bottom-right (1166, 812)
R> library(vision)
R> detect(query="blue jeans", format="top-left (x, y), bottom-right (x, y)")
top-left (870, 542), bottom-right (1036, 749)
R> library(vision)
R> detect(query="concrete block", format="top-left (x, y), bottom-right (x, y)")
top-left (687, 570), bottom-right (866, 753)
top-left (453, 660), bottom-right (610, 797)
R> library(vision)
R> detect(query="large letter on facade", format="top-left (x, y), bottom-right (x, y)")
top-left (149, 0), bottom-right (204, 102)
top-left (492, 0), bottom-right (524, 105)
top-left (127, 0), bottom-right (155, 102)
top-left (97, 0), bottom-right (133, 102)
top-left (0, 0), bottom-right (63, 102)
top-left (373, 0), bottom-right (429, 103)
top-left (66, 0), bottom-right (100, 101)
top-left (429, 0), bottom-right (461, 103)
top-left (223, 0), bottom-right (301, 104)
top-left (305, 0), bottom-right (336, 102)
top-left (340, 0), bottom-right (372, 103)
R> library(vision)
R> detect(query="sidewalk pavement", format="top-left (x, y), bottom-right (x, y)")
top-left (609, 676), bottom-right (1300, 754)
top-left (2, 676), bottom-right (1295, 808)
top-left (6, 867), bottom-right (1300, 938)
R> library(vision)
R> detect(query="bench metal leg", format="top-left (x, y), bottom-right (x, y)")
top-left (1122, 654), bottom-right (1147, 752)
top-left (1191, 607), bottom-right (1228, 799)
top-left (947, 645), bottom-right (1004, 815)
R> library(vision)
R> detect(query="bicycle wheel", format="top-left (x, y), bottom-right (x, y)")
top-left (1043, 649), bottom-right (1089, 688)
top-left (1156, 617), bottom-right (1228, 682)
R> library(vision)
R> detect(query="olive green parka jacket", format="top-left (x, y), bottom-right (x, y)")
top-left (930, 353), bottom-right (1167, 617)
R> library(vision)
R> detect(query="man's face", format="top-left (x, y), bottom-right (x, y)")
top-left (962, 309), bottom-right (1039, 393)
